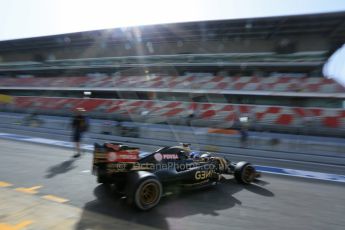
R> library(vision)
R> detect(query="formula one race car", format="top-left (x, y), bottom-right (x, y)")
top-left (92, 142), bottom-right (260, 210)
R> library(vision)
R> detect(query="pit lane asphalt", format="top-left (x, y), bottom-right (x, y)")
top-left (0, 139), bottom-right (344, 230)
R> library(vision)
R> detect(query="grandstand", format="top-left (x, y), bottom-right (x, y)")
top-left (0, 12), bottom-right (344, 137)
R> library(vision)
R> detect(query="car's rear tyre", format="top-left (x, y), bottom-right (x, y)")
top-left (234, 161), bottom-right (256, 184)
top-left (97, 174), bottom-right (108, 184)
top-left (134, 178), bottom-right (162, 210)
top-left (126, 172), bottom-right (162, 211)
top-left (96, 168), bottom-right (109, 184)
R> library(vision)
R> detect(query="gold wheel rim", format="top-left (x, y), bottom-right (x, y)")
top-left (140, 182), bottom-right (159, 206)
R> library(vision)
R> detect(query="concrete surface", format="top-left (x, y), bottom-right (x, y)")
top-left (0, 139), bottom-right (344, 230)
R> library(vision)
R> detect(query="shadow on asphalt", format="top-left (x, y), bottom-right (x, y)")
top-left (75, 178), bottom-right (274, 229)
top-left (45, 159), bottom-right (77, 178)
top-left (245, 183), bottom-right (274, 197)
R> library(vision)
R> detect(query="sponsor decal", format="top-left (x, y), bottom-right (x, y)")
top-left (118, 149), bottom-right (139, 155)
top-left (154, 153), bottom-right (179, 161)
top-left (163, 154), bottom-right (179, 160)
top-left (107, 152), bottom-right (117, 162)
top-left (106, 150), bottom-right (139, 162)
top-left (195, 170), bottom-right (213, 180)
top-left (154, 153), bottom-right (163, 161)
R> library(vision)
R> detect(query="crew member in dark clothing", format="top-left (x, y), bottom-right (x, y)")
top-left (71, 108), bottom-right (89, 157)
top-left (239, 116), bottom-right (249, 146)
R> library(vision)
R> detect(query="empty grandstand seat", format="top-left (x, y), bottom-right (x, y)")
top-left (1, 75), bottom-right (344, 94)
top-left (7, 96), bottom-right (345, 132)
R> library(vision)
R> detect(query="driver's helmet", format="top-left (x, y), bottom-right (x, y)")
top-left (189, 151), bottom-right (201, 159)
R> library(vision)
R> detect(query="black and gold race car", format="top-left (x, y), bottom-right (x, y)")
top-left (92, 142), bottom-right (260, 210)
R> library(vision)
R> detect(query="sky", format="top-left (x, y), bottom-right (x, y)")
top-left (1, 0), bottom-right (345, 41)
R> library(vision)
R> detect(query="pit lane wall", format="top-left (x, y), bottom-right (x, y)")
top-left (0, 112), bottom-right (344, 167)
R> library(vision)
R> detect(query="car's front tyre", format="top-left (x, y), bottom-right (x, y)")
top-left (234, 161), bottom-right (256, 184)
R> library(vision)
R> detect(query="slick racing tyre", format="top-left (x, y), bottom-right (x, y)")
top-left (97, 174), bottom-right (108, 184)
top-left (126, 172), bottom-right (163, 211)
top-left (96, 168), bottom-right (109, 184)
top-left (134, 178), bottom-right (162, 210)
top-left (234, 161), bottom-right (256, 184)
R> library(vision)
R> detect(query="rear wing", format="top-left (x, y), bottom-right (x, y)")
top-left (93, 142), bottom-right (140, 163)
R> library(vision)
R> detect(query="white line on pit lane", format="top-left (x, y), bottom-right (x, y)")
top-left (256, 165), bottom-right (345, 183)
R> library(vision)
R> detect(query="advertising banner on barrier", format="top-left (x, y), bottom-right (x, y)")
top-left (0, 94), bottom-right (13, 104)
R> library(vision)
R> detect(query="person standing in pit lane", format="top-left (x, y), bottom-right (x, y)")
top-left (71, 108), bottom-right (89, 157)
